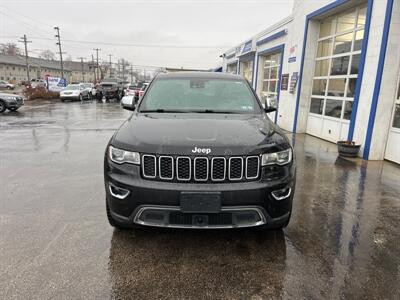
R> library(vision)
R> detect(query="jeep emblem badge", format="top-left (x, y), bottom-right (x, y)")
top-left (192, 147), bottom-right (211, 155)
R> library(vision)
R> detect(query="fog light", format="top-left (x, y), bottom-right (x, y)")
top-left (271, 187), bottom-right (291, 201)
top-left (108, 182), bottom-right (130, 199)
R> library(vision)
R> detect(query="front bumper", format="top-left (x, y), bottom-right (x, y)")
top-left (6, 100), bottom-right (24, 108)
top-left (60, 94), bottom-right (80, 100)
top-left (103, 90), bottom-right (119, 98)
top-left (104, 158), bottom-right (295, 229)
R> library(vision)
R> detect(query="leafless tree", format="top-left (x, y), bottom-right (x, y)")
top-left (39, 50), bottom-right (55, 60)
top-left (0, 43), bottom-right (21, 55)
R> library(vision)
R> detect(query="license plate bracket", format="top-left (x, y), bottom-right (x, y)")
top-left (180, 192), bottom-right (221, 213)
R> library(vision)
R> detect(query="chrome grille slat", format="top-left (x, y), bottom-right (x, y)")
top-left (176, 157), bottom-right (191, 181)
top-left (246, 156), bottom-right (260, 179)
top-left (159, 156), bottom-right (174, 180)
top-left (194, 157), bottom-right (209, 181)
top-left (211, 157), bottom-right (226, 181)
top-left (142, 155), bottom-right (157, 178)
top-left (142, 154), bottom-right (260, 182)
top-left (228, 157), bottom-right (243, 180)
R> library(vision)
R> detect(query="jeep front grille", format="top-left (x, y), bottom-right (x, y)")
top-left (141, 154), bottom-right (260, 183)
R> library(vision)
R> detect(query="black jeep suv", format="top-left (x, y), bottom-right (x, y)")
top-left (104, 72), bottom-right (295, 229)
top-left (97, 78), bottom-right (123, 102)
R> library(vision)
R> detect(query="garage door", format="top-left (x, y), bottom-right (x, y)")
top-left (306, 5), bottom-right (366, 143)
top-left (384, 74), bottom-right (400, 164)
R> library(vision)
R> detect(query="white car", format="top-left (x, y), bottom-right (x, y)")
top-left (82, 83), bottom-right (96, 98)
top-left (30, 79), bottom-right (47, 89)
top-left (60, 84), bottom-right (90, 102)
top-left (120, 95), bottom-right (136, 109)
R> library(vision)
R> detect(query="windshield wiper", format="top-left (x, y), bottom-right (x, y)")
top-left (140, 109), bottom-right (239, 114)
top-left (140, 109), bottom-right (188, 113)
top-left (194, 109), bottom-right (238, 114)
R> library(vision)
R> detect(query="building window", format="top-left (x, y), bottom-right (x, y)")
top-left (258, 52), bottom-right (281, 106)
top-left (240, 60), bottom-right (253, 83)
top-left (310, 4), bottom-right (366, 120)
top-left (226, 62), bottom-right (237, 74)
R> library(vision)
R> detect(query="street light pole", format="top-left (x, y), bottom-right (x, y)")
top-left (54, 27), bottom-right (65, 79)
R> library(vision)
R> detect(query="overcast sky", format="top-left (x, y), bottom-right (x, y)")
top-left (0, 0), bottom-right (294, 70)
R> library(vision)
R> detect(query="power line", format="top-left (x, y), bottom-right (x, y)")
top-left (0, 34), bottom-right (228, 49)
top-left (54, 26), bottom-right (65, 79)
top-left (18, 34), bottom-right (32, 82)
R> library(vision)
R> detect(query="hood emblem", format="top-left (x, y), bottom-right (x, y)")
top-left (192, 147), bottom-right (211, 155)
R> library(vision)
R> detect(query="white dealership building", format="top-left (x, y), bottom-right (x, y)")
top-left (221, 0), bottom-right (400, 164)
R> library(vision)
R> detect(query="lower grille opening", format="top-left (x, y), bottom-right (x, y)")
top-left (135, 207), bottom-right (265, 228)
top-left (169, 212), bottom-right (232, 226)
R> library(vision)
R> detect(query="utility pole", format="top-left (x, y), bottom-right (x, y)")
top-left (91, 54), bottom-right (96, 82)
top-left (117, 60), bottom-right (120, 81)
top-left (18, 34), bottom-right (32, 82)
top-left (122, 59), bottom-right (126, 83)
top-left (54, 26), bottom-right (65, 79)
top-left (108, 54), bottom-right (113, 77)
top-left (130, 64), bottom-right (133, 83)
top-left (93, 48), bottom-right (101, 81)
top-left (77, 57), bottom-right (85, 82)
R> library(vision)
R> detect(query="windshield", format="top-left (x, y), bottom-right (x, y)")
top-left (64, 85), bottom-right (80, 90)
top-left (129, 85), bottom-right (137, 89)
top-left (139, 78), bottom-right (261, 114)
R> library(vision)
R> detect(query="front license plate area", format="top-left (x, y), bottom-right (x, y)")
top-left (180, 192), bottom-right (221, 213)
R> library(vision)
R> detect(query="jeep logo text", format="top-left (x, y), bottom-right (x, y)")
top-left (191, 147), bottom-right (211, 155)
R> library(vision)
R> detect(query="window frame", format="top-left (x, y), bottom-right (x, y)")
top-left (309, 4), bottom-right (366, 122)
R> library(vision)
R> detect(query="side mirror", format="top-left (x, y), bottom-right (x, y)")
top-left (121, 97), bottom-right (136, 111)
top-left (264, 106), bottom-right (277, 113)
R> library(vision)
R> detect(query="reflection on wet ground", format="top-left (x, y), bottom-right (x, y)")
top-left (0, 101), bottom-right (399, 299)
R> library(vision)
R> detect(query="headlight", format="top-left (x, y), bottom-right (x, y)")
top-left (109, 146), bottom-right (140, 165)
top-left (261, 148), bottom-right (292, 166)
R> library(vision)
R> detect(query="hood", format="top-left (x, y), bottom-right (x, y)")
top-left (0, 92), bottom-right (22, 98)
top-left (112, 113), bottom-right (291, 156)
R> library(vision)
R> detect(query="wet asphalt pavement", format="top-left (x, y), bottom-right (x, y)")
top-left (0, 100), bottom-right (399, 299)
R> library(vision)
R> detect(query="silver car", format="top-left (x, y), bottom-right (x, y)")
top-left (0, 80), bottom-right (15, 90)
top-left (0, 92), bottom-right (24, 113)
top-left (60, 84), bottom-right (90, 102)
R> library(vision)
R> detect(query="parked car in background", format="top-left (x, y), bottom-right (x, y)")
top-left (82, 83), bottom-right (96, 99)
top-left (125, 84), bottom-right (137, 96)
top-left (120, 95), bottom-right (136, 109)
top-left (0, 92), bottom-right (24, 113)
top-left (0, 80), bottom-right (15, 90)
top-left (60, 84), bottom-right (90, 102)
top-left (30, 79), bottom-right (47, 89)
top-left (138, 82), bottom-right (149, 99)
top-left (96, 78), bottom-right (124, 102)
